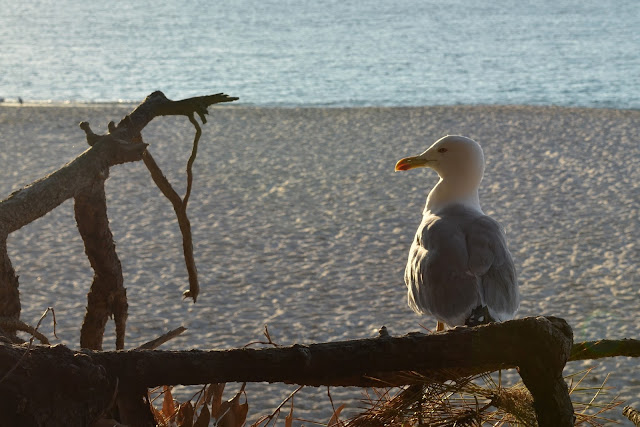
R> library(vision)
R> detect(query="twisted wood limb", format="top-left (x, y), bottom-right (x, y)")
top-left (74, 91), bottom-right (235, 422)
top-left (141, 149), bottom-right (199, 301)
top-left (75, 177), bottom-right (128, 350)
top-left (0, 318), bottom-right (50, 344)
top-left (0, 134), bottom-right (148, 235)
top-left (0, 91), bottom-right (235, 335)
top-left (105, 91), bottom-right (236, 302)
top-left (0, 135), bottom-right (146, 341)
top-left (110, 91), bottom-right (237, 143)
top-left (0, 235), bottom-right (20, 339)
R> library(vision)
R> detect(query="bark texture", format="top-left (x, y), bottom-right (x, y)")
top-left (75, 177), bottom-right (128, 351)
top-left (0, 91), bottom-right (236, 344)
top-left (0, 236), bottom-right (20, 334)
top-left (0, 342), bottom-right (113, 426)
top-left (0, 317), bottom-right (574, 427)
top-left (570, 338), bottom-right (640, 361)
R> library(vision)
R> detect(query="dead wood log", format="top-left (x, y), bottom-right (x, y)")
top-left (0, 317), bottom-right (575, 426)
top-left (85, 317), bottom-right (571, 389)
top-left (80, 317), bottom-right (574, 427)
top-left (74, 92), bottom-right (235, 422)
top-left (569, 338), bottom-right (640, 361)
top-left (6, 317), bottom-right (640, 426)
top-left (0, 91), bottom-right (236, 345)
top-left (0, 342), bottom-right (113, 426)
top-left (0, 134), bottom-right (148, 340)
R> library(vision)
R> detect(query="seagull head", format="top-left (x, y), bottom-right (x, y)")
top-left (395, 135), bottom-right (485, 181)
top-left (395, 135), bottom-right (486, 212)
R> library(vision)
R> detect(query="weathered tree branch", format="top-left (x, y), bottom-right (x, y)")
top-left (4, 317), bottom-right (640, 426)
top-left (0, 235), bottom-right (20, 335)
top-left (85, 316), bottom-right (572, 427)
top-left (75, 176), bottom-right (128, 350)
top-left (141, 149), bottom-right (200, 301)
top-left (0, 135), bottom-right (147, 236)
top-left (137, 326), bottom-right (187, 350)
top-left (624, 405), bottom-right (640, 426)
top-left (98, 91), bottom-right (237, 303)
top-left (0, 135), bottom-right (147, 336)
top-left (109, 91), bottom-right (237, 143)
top-left (73, 91), bottom-right (235, 421)
top-left (0, 318), bottom-right (50, 344)
top-left (0, 342), bottom-right (113, 426)
top-left (569, 338), bottom-right (640, 361)
top-left (0, 91), bottom-right (236, 344)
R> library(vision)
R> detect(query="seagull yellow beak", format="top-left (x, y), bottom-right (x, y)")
top-left (395, 155), bottom-right (433, 171)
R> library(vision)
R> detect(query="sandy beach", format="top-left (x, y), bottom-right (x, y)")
top-left (1, 104), bottom-right (639, 423)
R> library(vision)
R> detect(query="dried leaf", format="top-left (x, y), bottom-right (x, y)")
top-left (195, 384), bottom-right (208, 410)
top-left (177, 401), bottom-right (195, 427)
top-left (216, 388), bottom-right (249, 427)
top-left (162, 386), bottom-right (176, 418)
top-left (328, 403), bottom-right (346, 427)
top-left (150, 403), bottom-right (167, 426)
top-left (193, 403), bottom-right (211, 427)
top-left (210, 383), bottom-right (226, 416)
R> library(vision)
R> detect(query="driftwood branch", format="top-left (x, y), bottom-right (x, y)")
top-left (137, 326), bottom-right (187, 350)
top-left (85, 317), bottom-right (571, 389)
top-left (90, 316), bottom-right (575, 426)
top-left (3, 317), bottom-right (640, 426)
top-left (0, 236), bottom-right (21, 335)
top-left (81, 91), bottom-right (237, 305)
top-left (141, 149), bottom-right (200, 301)
top-left (0, 91), bottom-right (236, 348)
top-left (0, 135), bottom-right (147, 236)
top-left (0, 342), bottom-right (114, 426)
top-left (0, 134), bottom-right (147, 338)
top-left (0, 317), bottom-right (575, 427)
top-left (108, 91), bottom-right (237, 143)
top-left (0, 318), bottom-right (50, 344)
top-left (569, 338), bottom-right (640, 361)
top-left (624, 405), bottom-right (640, 426)
top-left (73, 92), bottom-right (235, 420)
top-left (75, 177), bottom-right (128, 350)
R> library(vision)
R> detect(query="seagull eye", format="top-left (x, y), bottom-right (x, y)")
top-left (437, 147), bottom-right (448, 153)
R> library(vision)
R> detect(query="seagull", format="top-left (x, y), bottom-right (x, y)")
top-left (395, 135), bottom-right (519, 331)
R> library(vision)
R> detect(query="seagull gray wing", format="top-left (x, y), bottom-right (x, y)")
top-left (465, 214), bottom-right (519, 321)
top-left (405, 205), bottom-right (519, 326)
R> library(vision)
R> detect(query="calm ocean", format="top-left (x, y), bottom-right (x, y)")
top-left (1, 0), bottom-right (639, 107)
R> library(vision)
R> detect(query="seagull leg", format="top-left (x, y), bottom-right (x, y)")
top-left (465, 305), bottom-right (495, 327)
top-left (436, 321), bottom-right (445, 332)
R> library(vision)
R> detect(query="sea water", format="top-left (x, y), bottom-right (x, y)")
top-left (1, 0), bottom-right (639, 108)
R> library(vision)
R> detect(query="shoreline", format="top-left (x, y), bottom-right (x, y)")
top-left (1, 101), bottom-right (639, 113)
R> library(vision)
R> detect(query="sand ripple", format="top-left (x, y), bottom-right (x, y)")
top-left (1, 105), bottom-right (638, 423)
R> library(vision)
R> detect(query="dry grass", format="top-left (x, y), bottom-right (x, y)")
top-left (344, 367), bottom-right (622, 427)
